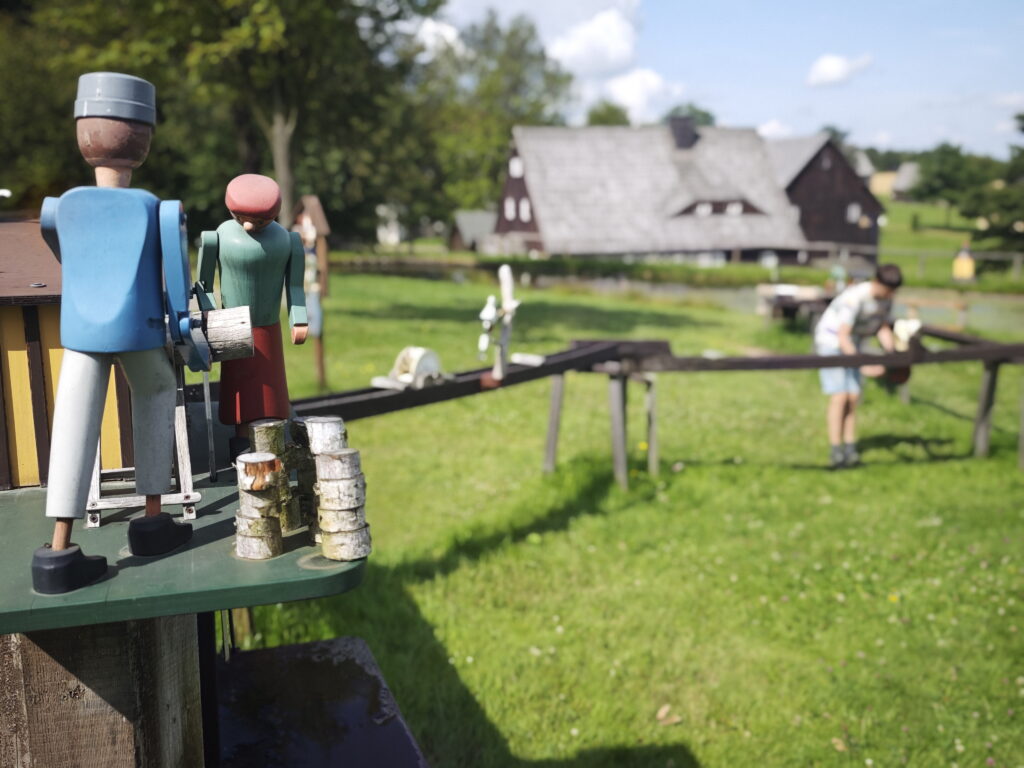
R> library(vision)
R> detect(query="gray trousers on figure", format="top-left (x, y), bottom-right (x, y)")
top-left (45, 348), bottom-right (176, 519)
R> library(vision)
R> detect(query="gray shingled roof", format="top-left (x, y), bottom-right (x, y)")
top-left (452, 209), bottom-right (497, 248)
top-left (853, 150), bottom-right (875, 179)
top-left (512, 125), bottom-right (806, 255)
top-left (893, 161), bottom-right (921, 193)
top-left (764, 133), bottom-right (830, 187)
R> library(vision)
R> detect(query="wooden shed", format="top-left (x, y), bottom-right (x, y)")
top-left (0, 219), bottom-right (132, 489)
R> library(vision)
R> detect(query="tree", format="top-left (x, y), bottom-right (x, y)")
top-left (912, 143), bottom-right (1004, 224)
top-left (662, 102), bottom-right (715, 126)
top-left (957, 118), bottom-right (1024, 247)
top-left (7, 0), bottom-right (441, 233)
top-left (586, 100), bottom-right (629, 126)
top-left (416, 10), bottom-right (572, 212)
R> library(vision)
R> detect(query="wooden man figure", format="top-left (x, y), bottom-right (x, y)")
top-left (197, 175), bottom-right (307, 455)
top-left (31, 72), bottom-right (198, 594)
top-left (291, 195), bottom-right (330, 389)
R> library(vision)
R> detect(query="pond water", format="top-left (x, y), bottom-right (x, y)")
top-left (530, 275), bottom-right (1024, 338)
top-left (339, 262), bottom-right (1023, 338)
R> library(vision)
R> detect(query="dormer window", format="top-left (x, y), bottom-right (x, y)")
top-left (509, 157), bottom-right (524, 178)
top-left (695, 202), bottom-right (713, 217)
top-left (726, 201), bottom-right (743, 216)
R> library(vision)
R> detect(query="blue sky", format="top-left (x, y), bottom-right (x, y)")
top-left (438, 0), bottom-right (1024, 157)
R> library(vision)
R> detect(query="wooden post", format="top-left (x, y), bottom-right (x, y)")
top-left (608, 374), bottom-right (628, 489)
top-left (543, 373), bottom-right (565, 473)
top-left (1019, 373), bottom-right (1023, 472)
top-left (644, 374), bottom-right (659, 477)
top-left (972, 362), bottom-right (1000, 458)
top-left (0, 616), bottom-right (203, 767)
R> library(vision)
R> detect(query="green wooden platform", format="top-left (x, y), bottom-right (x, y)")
top-left (0, 475), bottom-right (365, 634)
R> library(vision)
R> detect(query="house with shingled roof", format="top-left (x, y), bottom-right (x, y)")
top-left (483, 117), bottom-right (882, 265)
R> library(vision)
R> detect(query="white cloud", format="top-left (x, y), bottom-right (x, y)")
top-left (549, 8), bottom-right (637, 77)
top-left (993, 92), bottom-right (1024, 109)
top-left (872, 130), bottom-right (892, 147)
top-left (805, 53), bottom-right (873, 87)
top-left (414, 18), bottom-right (465, 57)
top-left (756, 119), bottom-right (793, 139)
top-left (604, 67), bottom-right (684, 123)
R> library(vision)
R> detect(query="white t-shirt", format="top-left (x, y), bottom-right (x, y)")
top-left (814, 281), bottom-right (891, 351)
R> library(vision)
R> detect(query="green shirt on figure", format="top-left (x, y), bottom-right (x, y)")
top-left (199, 218), bottom-right (306, 329)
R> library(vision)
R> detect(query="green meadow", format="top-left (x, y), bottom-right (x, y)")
top-left (255, 273), bottom-right (1023, 767)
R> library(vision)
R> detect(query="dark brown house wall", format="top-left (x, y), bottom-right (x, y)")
top-left (786, 142), bottom-right (884, 252)
top-left (494, 148), bottom-right (542, 249)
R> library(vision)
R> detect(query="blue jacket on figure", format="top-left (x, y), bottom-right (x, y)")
top-left (42, 187), bottom-right (166, 353)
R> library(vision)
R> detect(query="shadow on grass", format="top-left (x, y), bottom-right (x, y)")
top-left (338, 300), bottom-right (717, 338)
top-left (256, 457), bottom-right (701, 767)
top-left (858, 433), bottom-right (958, 460)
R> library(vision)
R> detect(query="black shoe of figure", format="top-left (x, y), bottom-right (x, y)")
top-left (31, 543), bottom-right (108, 594)
top-left (128, 513), bottom-right (193, 557)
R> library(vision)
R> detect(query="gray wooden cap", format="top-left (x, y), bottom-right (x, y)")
top-left (74, 72), bottom-right (156, 125)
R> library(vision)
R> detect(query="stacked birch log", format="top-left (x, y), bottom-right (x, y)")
top-left (305, 416), bottom-right (372, 561)
top-left (234, 415), bottom-right (371, 562)
top-left (235, 451), bottom-right (286, 560)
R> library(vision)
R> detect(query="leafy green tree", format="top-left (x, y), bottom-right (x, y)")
top-left (957, 117), bottom-right (1024, 247)
top-left (913, 143), bottom-right (1005, 225)
top-left (587, 100), bottom-right (630, 126)
top-left (3, 0), bottom-right (441, 235)
top-left (417, 10), bottom-right (572, 212)
top-left (662, 102), bottom-right (715, 126)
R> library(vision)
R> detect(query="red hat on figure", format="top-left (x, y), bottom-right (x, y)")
top-left (225, 174), bottom-right (282, 220)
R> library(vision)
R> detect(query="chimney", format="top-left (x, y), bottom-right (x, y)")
top-left (668, 116), bottom-right (699, 149)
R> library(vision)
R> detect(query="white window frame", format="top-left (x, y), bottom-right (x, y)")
top-left (509, 157), bottom-right (524, 178)
top-left (504, 196), bottom-right (517, 221)
top-left (695, 202), bottom-right (713, 217)
top-left (846, 202), bottom-right (861, 224)
top-left (725, 201), bottom-right (743, 217)
top-left (519, 197), bottom-right (532, 223)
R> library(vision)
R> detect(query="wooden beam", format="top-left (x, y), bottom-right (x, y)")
top-left (543, 373), bottom-right (564, 474)
top-left (972, 362), bottom-right (1000, 458)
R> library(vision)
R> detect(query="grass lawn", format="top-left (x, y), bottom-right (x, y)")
top-left (878, 198), bottom-right (1021, 293)
top-left (257, 274), bottom-right (1022, 767)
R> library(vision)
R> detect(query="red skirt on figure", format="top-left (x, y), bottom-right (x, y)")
top-left (219, 322), bottom-right (291, 425)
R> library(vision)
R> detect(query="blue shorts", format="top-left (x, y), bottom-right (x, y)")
top-left (817, 347), bottom-right (861, 395)
top-left (306, 291), bottom-right (323, 338)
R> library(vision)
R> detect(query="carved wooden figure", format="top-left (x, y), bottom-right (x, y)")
top-left (31, 72), bottom-right (204, 594)
top-left (197, 174), bottom-right (307, 456)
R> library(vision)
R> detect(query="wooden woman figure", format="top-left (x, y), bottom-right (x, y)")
top-left (31, 72), bottom-right (198, 594)
top-left (197, 175), bottom-right (307, 455)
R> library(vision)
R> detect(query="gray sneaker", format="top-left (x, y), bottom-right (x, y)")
top-left (829, 445), bottom-right (846, 469)
top-left (844, 443), bottom-right (861, 467)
